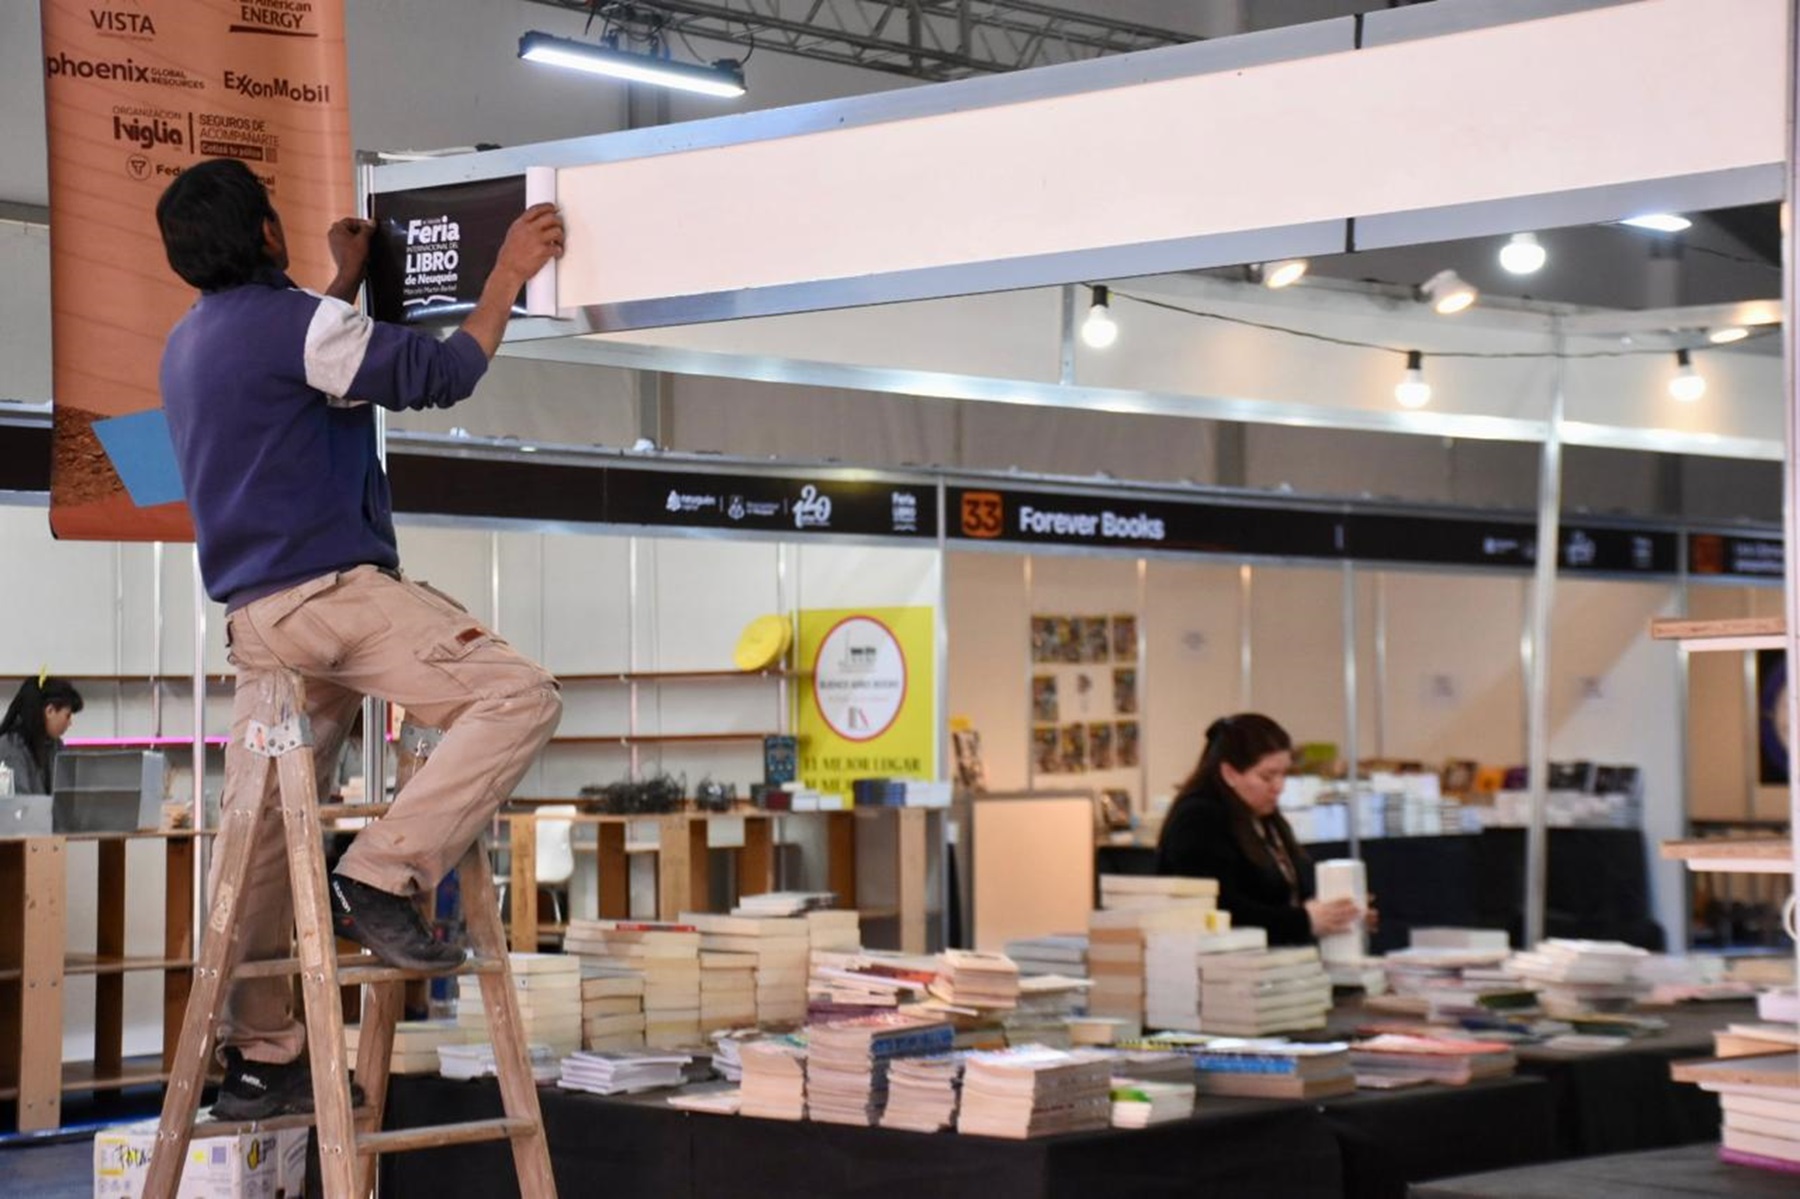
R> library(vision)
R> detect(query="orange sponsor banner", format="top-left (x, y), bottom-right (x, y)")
top-left (40, 0), bottom-right (352, 540)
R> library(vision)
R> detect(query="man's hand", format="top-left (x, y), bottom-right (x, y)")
top-left (459, 204), bottom-right (566, 358)
top-left (491, 203), bottom-right (565, 288)
top-left (325, 217), bottom-right (375, 303)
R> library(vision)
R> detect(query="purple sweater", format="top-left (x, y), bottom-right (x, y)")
top-left (160, 270), bottom-right (488, 608)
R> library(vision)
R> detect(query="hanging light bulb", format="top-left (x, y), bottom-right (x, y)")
top-left (1082, 285), bottom-right (1119, 349)
top-left (1394, 350), bottom-right (1431, 408)
top-left (1498, 232), bottom-right (1547, 275)
top-left (1262, 259), bottom-right (1308, 289)
top-left (1421, 269), bottom-right (1478, 315)
top-left (1668, 348), bottom-right (1706, 402)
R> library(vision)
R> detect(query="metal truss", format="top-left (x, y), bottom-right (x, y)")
top-left (520, 1), bottom-right (1195, 81)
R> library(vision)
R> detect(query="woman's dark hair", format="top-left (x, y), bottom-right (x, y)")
top-left (1175, 711), bottom-right (1305, 880)
top-left (1176, 712), bottom-right (1293, 798)
top-left (156, 158), bottom-right (278, 291)
top-left (0, 676), bottom-right (84, 776)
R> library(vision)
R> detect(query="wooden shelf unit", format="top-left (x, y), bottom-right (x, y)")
top-left (549, 732), bottom-right (779, 746)
top-left (1660, 837), bottom-right (1795, 874)
top-left (1648, 615), bottom-right (1785, 653)
top-left (547, 664), bottom-right (791, 779)
top-left (0, 831), bottom-right (195, 1131)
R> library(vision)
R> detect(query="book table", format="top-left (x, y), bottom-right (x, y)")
top-left (379, 1072), bottom-right (1564, 1199)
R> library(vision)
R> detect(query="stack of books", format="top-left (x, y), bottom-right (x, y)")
top-left (932, 950), bottom-right (1021, 1009)
top-left (1506, 939), bottom-right (1649, 1015)
top-left (809, 951), bottom-right (930, 1016)
top-left (880, 1053), bottom-right (967, 1132)
top-left (345, 1018), bottom-right (469, 1075)
top-left (1197, 947), bottom-right (1332, 1036)
top-left (1144, 927), bottom-right (1269, 1032)
top-left (1349, 1033), bottom-right (1517, 1086)
top-left (558, 1049), bottom-right (691, 1096)
top-left (1066, 1016), bottom-right (1142, 1046)
top-left (581, 967), bottom-right (647, 1051)
top-left (1098, 874), bottom-right (1221, 910)
top-left (1095, 1046), bottom-right (1198, 1086)
top-left (564, 920), bottom-right (702, 1049)
top-left (457, 954), bottom-right (582, 1057)
top-left (1003, 935), bottom-right (1088, 977)
top-left (684, 911), bottom-right (811, 1027)
top-left (437, 1041), bottom-right (560, 1083)
top-left (700, 950), bottom-right (759, 1032)
top-left (1671, 1053), bottom-right (1800, 1174)
top-left (1002, 975), bottom-right (1093, 1048)
top-left (956, 1046), bottom-right (1114, 1139)
top-left (738, 1038), bottom-right (809, 1120)
top-left (1090, 902), bottom-right (1224, 1023)
top-left (734, 891), bottom-right (836, 917)
top-left (807, 909), bottom-right (863, 953)
top-left (804, 1013), bottom-right (955, 1126)
top-left (1187, 1038), bottom-right (1355, 1099)
top-left (1109, 1079), bottom-right (1196, 1128)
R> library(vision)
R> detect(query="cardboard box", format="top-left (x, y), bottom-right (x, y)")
top-left (93, 1118), bottom-right (308, 1198)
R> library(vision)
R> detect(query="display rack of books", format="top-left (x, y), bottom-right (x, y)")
top-left (1652, 614), bottom-right (1800, 1173)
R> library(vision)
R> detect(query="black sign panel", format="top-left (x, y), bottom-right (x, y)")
top-left (606, 470), bottom-right (936, 539)
top-left (1690, 533), bottom-right (1784, 579)
top-left (1347, 514), bottom-right (1679, 574)
top-left (947, 486), bottom-right (1343, 558)
top-left (369, 176), bottom-right (528, 325)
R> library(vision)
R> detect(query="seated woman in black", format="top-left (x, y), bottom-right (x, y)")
top-left (1154, 713), bottom-right (1364, 947)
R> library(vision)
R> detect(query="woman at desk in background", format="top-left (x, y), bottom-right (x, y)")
top-left (0, 675), bottom-right (84, 794)
top-left (1155, 713), bottom-right (1370, 946)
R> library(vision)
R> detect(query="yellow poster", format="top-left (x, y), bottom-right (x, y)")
top-left (797, 606), bottom-right (936, 802)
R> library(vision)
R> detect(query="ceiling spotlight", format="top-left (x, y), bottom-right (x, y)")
top-left (1262, 259), bottom-right (1308, 289)
top-left (1082, 285), bottom-right (1119, 349)
top-left (1707, 326), bottom-right (1750, 344)
top-left (1421, 269), bottom-right (1478, 316)
top-left (519, 31), bottom-right (747, 98)
top-left (1668, 348), bottom-right (1706, 402)
top-left (1498, 232), bottom-right (1546, 275)
top-left (1394, 350), bottom-right (1431, 409)
top-left (1620, 213), bottom-right (1692, 233)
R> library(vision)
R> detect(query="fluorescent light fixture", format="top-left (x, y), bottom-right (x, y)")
top-left (519, 31), bottom-right (746, 98)
top-left (1707, 326), bottom-right (1750, 344)
top-left (1394, 350), bottom-right (1431, 409)
top-left (1668, 348), bottom-right (1706, 402)
top-left (1498, 232), bottom-right (1546, 275)
top-left (1620, 213), bottom-right (1691, 232)
top-left (1262, 259), bottom-right (1308, 289)
top-left (1082, 285), bottom-right (1119, 349)
top-left (1421, 269), bottom-right (1477, 316)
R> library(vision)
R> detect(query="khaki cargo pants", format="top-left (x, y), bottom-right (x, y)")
top-left (216, 565), bottom-right (562, 1062)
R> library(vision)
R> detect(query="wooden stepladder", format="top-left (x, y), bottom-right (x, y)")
top-left (145, 671), bottom-right (557, 1198)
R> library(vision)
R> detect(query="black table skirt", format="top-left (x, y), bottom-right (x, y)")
top-left (1409, 1142), bottom-right (1800, 1198)
top-left (377, 1074), bottom-right (1581, 1199)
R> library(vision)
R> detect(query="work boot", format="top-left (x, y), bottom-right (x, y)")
top-left (329, 873), bottom-right (466, 974)
top-left (213, 1048), bottom-right (365, 1121)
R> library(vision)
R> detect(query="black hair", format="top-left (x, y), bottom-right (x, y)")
top-left (0, 676), bottom-right (84, 777)
top-left (1176, 712), bottom-right (1293, 798)
top-left (155, 158), bottom-right (278, 291)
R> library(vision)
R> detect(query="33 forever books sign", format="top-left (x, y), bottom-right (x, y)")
top-left (41, 0), bottom-right (353, 540)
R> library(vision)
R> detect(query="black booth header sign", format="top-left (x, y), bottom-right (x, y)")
top-left (369, 176), bottom-right (529, 325)
top-left (947, 486), bottom-right (1682, 574)
top-left (607, 471), bottom-right (935, 539)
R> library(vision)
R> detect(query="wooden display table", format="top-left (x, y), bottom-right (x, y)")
top-left (0, 830), bottom-right (197, 1132)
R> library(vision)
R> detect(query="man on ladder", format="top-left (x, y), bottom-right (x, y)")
top-left (154, 159), bottom-right (564, 1117)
